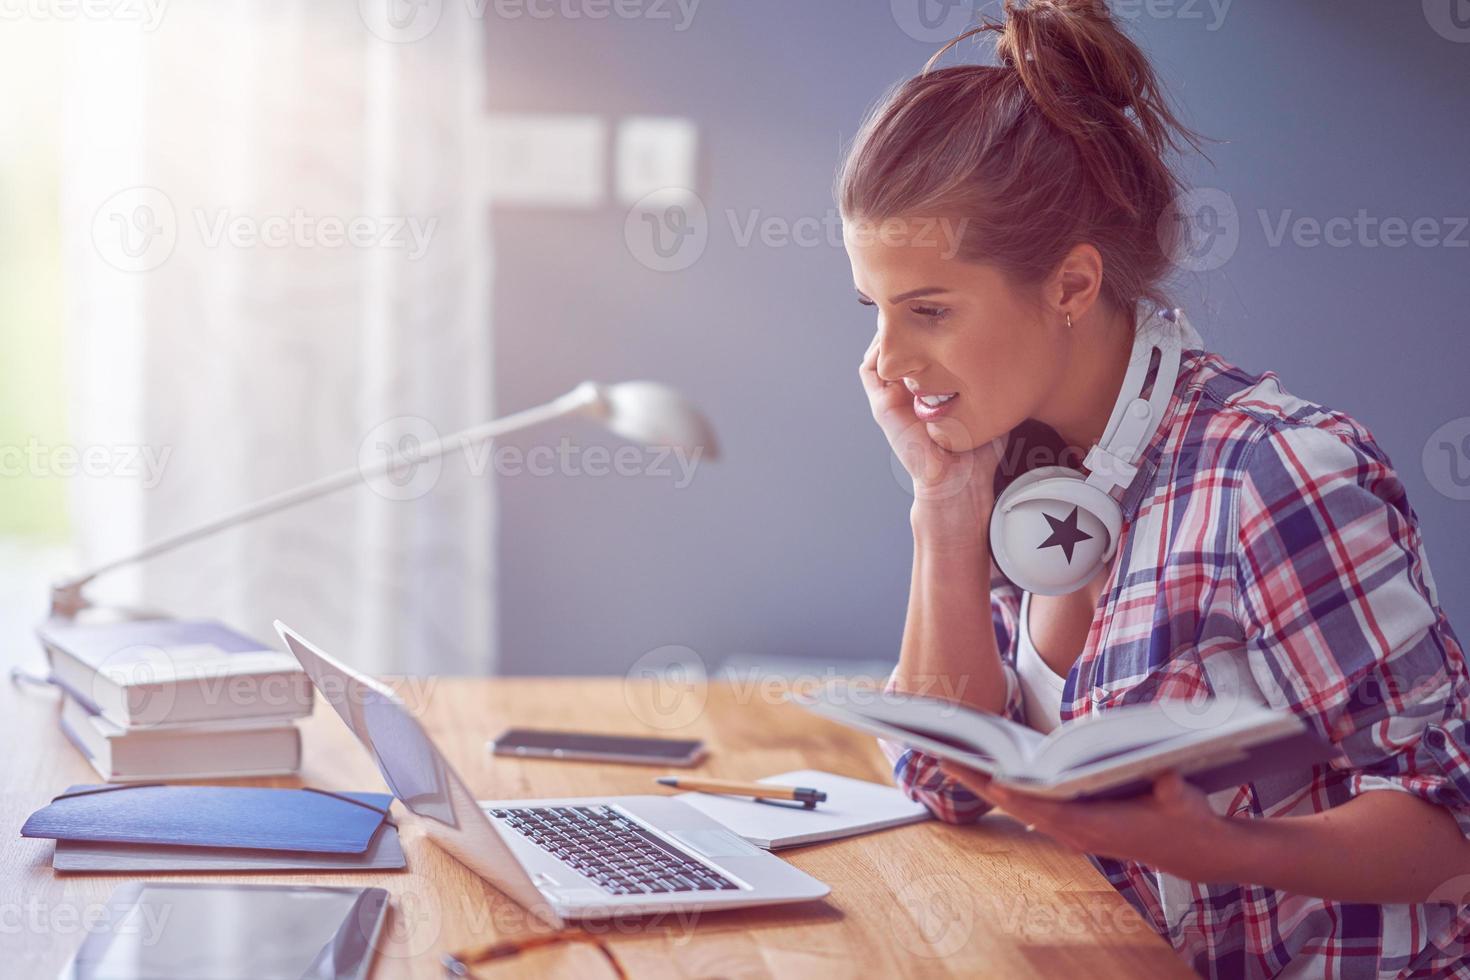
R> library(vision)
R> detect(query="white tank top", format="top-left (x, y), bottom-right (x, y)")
top-left (1015, 590), bottom-right (1068, 734)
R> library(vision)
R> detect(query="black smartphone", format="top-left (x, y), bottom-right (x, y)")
top-left (489, 728), bottom-right (707, 767)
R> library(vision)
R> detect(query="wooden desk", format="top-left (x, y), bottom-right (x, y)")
top-left (1, 677), bottom-right (1191, 978)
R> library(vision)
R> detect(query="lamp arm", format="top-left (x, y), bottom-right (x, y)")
top-left (51, 383), bottom-right (603, 609)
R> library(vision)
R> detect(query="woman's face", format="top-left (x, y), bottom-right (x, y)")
top-left (844, 217), bottom-right (1069, 454)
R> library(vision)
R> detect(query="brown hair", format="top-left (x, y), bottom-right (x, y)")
top-left (838, 0), bottom-right (1209, 315)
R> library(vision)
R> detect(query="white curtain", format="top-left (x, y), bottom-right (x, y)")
top-left (59, 3), bottom-right (495, 674)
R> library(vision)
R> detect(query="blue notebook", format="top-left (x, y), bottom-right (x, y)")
top-left (21, 785), bottom-right (391, 854)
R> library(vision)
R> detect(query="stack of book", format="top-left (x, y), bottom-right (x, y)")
top-left (35, 619), bottom-right (314, 782)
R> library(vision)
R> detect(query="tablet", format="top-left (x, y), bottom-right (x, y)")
top-left (59, 882), bottom-right (389, 980)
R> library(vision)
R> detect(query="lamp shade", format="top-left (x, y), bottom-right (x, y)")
top-left (585, 381), bottom-right (720, 461)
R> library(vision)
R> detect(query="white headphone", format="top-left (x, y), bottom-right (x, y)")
top-left (988, 306), bottom-right (1185, 596)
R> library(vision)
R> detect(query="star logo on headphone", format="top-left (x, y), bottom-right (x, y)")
top-left (1037, 506), bottom-right (1093, 564)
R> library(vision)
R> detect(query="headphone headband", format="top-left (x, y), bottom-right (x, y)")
top-left (1083, 305), bottom-right (1185, 494)
top-left (988, 305), bottom-right (1195, 596)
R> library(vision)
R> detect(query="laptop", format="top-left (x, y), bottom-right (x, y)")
top-left (274, 622), bottom-right (830, 928)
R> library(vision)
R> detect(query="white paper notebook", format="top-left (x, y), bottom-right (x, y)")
top-left (677, 770), bottom-right (930, 849)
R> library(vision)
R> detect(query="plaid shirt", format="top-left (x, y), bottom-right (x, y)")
top-left (880, 312), bottom-right (1470, 978)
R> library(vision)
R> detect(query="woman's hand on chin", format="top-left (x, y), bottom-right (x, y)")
top-left (859, 333), bottom-right (1003, 519)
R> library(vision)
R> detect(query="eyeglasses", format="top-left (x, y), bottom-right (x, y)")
top-left (443, 926), bottom-right (628, 979)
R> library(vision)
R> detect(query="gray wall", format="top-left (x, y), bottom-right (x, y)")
top-left (485, 1), bottom-right (1470, 676)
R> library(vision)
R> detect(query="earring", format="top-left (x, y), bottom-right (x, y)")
top-left (1065, 312), bottom-right (1073, 329)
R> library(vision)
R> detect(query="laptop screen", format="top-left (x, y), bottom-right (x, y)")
top-left (273, 621), bottom-right (561, 927)
top-left (277, 626), bottom-right (465, 827)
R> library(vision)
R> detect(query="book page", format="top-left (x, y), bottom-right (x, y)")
top-left (804, 687), bottom-right (1043, 771)
top-left (1029, 701), bottom-right (1278, 780)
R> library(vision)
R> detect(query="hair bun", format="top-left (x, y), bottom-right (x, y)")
top-left (998, 0), bottom-right (1141, 110)
top-left (843, 0), bottom-right (1211, 320)
top-left (913, 0), bottom-right (1205, 222)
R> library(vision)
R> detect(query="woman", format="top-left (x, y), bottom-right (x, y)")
top-left (842, 2), bottom-right (1470, 976)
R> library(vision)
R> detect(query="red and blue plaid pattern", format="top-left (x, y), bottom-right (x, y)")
top-left (881, 339), bottom-right (1470, 978)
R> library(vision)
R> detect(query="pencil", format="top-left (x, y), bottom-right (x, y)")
top-left (655, 776), bottom-right (827, 805)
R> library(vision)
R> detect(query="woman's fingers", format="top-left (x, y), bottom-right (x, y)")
top-left (859, 336), bottom-right (912, 429)
top-left (858, 333), bottom-right (887, 392)
top-left (938, 761), bottom-right (994, 796)
top-left (939, 767), bottom-right (1121, 848)
top-left (939, 765), bottom-right (1059, 819)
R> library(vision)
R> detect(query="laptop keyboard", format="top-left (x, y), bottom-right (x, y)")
top-left (487, 804), bottom-right (741, 895)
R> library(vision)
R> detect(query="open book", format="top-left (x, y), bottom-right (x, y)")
top-left (790, 684), bottom-right (1338, 800)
